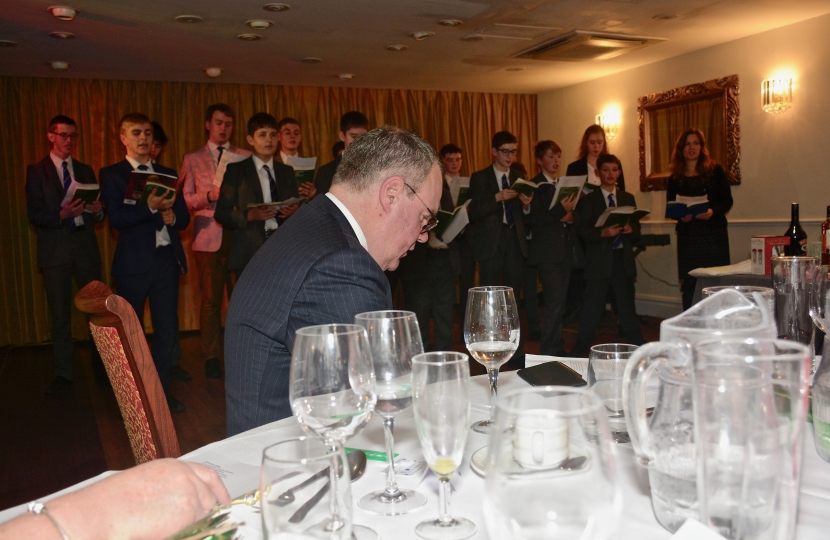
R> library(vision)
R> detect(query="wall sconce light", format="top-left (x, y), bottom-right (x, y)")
top-left (595, 113), bottom-right (619, 139)
top-left (762, 78), bottom-right (793, 113)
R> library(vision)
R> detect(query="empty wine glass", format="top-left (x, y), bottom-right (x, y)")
top-left (355, 310), bottom-right (427, 515)
top-left (464, 286), bottom-right (520, 434)
top-left (483, 386), bottom-right (622, 539)
top-left (412, 352), bottom-right (475, 540)
top-left (290, 324), bottom-right (377, 540)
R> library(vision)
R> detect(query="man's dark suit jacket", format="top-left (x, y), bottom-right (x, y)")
top-left (565, 158), bottom-right (626, 193)
top-left (313, 156), bottom-right (340, 195)
top-left (526, 173), bottom-right (576, 268)
top-left (26, 156), bottom-right (105, 269)
top-left (99, 160), bottom-right (190, 276)
top-left (574, 187), bottom-right (640, 280)
top-left (224, 194), bottom-right (393, 436)
top-left (214, 157), bottom-right (298, 272)
top-left (467, 166), bottom-right (527, 261)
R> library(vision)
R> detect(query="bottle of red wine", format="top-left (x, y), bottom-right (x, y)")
top-left (822, 205), bottom-right (830, 265)
top-left (784, 202), bottom-right (807, 256)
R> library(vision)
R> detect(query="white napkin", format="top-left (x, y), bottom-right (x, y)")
top-left (688, 259), bottom-right (752, 277)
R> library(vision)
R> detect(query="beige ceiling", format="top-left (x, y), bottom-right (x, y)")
top-left (2, 0), bottom-right (830, 94)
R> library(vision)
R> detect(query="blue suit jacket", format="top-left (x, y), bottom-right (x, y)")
top-left (224, 194), bottom-right (393, 436)
top-left (99, 159), bottom-right (190, 276)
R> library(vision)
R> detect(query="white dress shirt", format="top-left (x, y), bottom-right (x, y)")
top-left (50, 152), bottom-right (84, 226)
top-left (601, 185), bottom-right (617, 208)
top-left (126, 156), bottom-right (172, 247)
top-left (251, 154), bottom-right (278, 232)
top-left (326, 193), bottom-right (368, 250)
top-left (208, 140), bottom-right (230, 167)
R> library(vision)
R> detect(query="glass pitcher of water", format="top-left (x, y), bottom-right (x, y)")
top-left (622, 290), bottom-right (776, 532)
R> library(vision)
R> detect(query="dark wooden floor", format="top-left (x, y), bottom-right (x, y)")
top-left (0, 306), bottom-right (661, 511)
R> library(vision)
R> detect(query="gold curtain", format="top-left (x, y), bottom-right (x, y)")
top-left (649, 96), bottom-right (725, 175)
top-left (0, 76), bottom-right (537, 347)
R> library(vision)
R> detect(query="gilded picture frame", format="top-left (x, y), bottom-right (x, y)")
top-left (638, 74), bottom-right (741, 192)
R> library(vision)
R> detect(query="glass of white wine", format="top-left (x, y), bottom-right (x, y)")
top-left (355, 310), bottom-right (427, 515)
top-left (412, 351), bottom-right (475, 540)
top-left (290, 324), bottom-right (378, 540)
top-left (464, 286), bottom-right (519, 434)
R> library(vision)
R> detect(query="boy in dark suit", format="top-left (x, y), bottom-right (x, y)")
top-left (214, 113), bottom-right (300, 279)
top-left (313, 111), bottom-right (369, 195)
top-left (569, 154), bottom-right (644, 357)
top-left (99, 113), bottom-right (190, 412)
top-left (26, 115), bottom-right (106, 395)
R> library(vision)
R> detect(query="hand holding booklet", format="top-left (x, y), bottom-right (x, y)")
top-left (434, 200), bottom-right (471, 244)
top-left (550, 175), bottom-right (587, 210)
top-left (509, 179), bottom-right (554, 197)
top-left (284, 155), bottom-right (317, 187)
top-left (665, 195), bottom-right (709, 220)
top-left (595, 206), bottom-right (650, 228)
top-left (123, 170), bottom-right (178, 206)
top-left (71, 184), bottom-right (100, 205)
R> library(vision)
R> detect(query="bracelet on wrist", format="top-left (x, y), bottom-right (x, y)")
top-left (28, 501), bottom-right (71, 540)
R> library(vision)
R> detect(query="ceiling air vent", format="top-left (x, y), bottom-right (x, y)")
top-left (512, 30), bottom-right (665, 62)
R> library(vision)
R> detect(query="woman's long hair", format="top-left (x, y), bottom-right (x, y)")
top-left (669, 128), bottom-right (715, 179)
top-left (576, 124), bottom-right (608, 160)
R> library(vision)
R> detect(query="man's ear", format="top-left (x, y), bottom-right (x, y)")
top-left (491, 147), bottom-right (498, 160)
top-left (246, 134), bottom-right (255, 147)
top-left (339, 131), bottom-right (347, 143)
top-left (378, 176), bottom-right (405, 214)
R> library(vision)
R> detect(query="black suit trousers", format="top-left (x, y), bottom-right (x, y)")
top-left (574, 250), bottom-right (644, 352)
top-left (115, 245), bottom-right (179, 389)
top-left (402, 250), bottom-right (456, 352)
top-left (537, 258), bottom-right (572, 355)
top-left (41, 235), bottom-right (101, 380)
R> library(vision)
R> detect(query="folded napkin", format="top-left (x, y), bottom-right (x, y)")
top-left (688, 259), bottom-right (752, 277)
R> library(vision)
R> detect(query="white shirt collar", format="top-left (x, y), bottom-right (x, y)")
top-left (493, 164), bottom-right (510, 181)
top-left (207, 140), bottom-right (230, 153)
top-left (251, 154), bottom-right (273, 172)
top-left (50, 152), bottom-right (72, 170)
top-left (326, 193), bottom-right (368, 250)
top-left (542, 172), bottom-right (557, 184)
top-left (600, 185), bottom-right (617, 202)
top-left (125, 156), bottom-right (153, 171)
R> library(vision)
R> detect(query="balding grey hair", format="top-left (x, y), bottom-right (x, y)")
top-left (332, 125), bottom-right (441, 194)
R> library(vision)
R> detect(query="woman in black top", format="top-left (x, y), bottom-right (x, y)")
top-left (667, 128), bottom-right (733, 310)
top-left (565, 124), bottom-right (626, 192)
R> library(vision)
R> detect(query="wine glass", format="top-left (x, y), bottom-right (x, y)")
top-left (290, 324), bottom-right (377, 540)
top-left (810, 265), bottom-right (830, 333)
top-left (464, 286), bottom-right (520, 434)
top-left (412, 351), bottom-right (475, 540)
top-left (261, 437), bottom-right (352, 540)
top-left (483, 386), bottom-right (622, 539)
top-left (355, 310), bottom-right (427, 515)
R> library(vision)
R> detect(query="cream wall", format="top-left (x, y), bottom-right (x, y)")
top-left (537, 13), bottom-right (830, 317)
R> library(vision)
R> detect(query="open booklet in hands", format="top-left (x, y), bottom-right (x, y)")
top-left (595, 206), bottom-right (650, 228)
top-left (434, 200), bottom-right (472, 244)
top-left (509, 179), bottom-right (554, 198)
top-left (247, 197), bottom-right (305, 210)
top-left (283, 155), bottom-right (317, 188)
top-left (550, 176), bottom-right (587, 210)
top-left (123, 170), bottom-right (178, 206)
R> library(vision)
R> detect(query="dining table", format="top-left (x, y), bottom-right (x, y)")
top-left (2, 355), bottom-right (829, 539)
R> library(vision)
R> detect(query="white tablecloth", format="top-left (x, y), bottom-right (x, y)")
top-left (3, 369), bottom-right (829, 539)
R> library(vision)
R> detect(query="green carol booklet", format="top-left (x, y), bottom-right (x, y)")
top-left (509, 179), bottom-right (554, 197)
top-left (594, 206), bottom-right (650, 228)
top-left (284, 155), bottom-right (317, 188)
top-left (123, 170), bottom-right (178, 206)
top-left (71, 184), bottom-right (100, 205)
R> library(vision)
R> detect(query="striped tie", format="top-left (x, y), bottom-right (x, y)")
top-left (608, 193), bottom-right (622, 249)
top-left (501, 174), bottom-right (514, 228)
top-left (263, 164), bottom-right (277, 202)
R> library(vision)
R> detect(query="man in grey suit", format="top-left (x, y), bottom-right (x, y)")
top-left (26, 115), bottom-right (105, 396)
top-left (224, 125), bottom-right (443, 435)
top-left (181, 104), bottom-right (250, 379)
top-left (214, 113), bottom-right (300, 278)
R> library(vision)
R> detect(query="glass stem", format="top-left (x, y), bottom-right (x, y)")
top-left (487, 367), bottom-right (499, 424)
top-left (438, 476), bottom-right (453, 526)
top-left (382, 416), bottom-right (401, 497)
top-left (325, 441), bottom-right (345, 532)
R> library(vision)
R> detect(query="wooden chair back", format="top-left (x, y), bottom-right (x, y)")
top-left (74, 280), bottom-right (180, 463)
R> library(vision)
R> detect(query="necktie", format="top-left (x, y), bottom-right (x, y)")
top-left (61, 161), bottom-right (72, 192)
top-left (263, 164), bottom-right (277, 202)
top-left (137, 164), bottom-right (149, 171)
top-left (216, 146), bottom-right (224, 166)
top-left (501, 174), bottom-right (514, 228)
top-left (608, 193), bottom-right (622, 249)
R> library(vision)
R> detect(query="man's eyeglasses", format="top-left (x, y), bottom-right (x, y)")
top-left (497, 148), bottom-right (518, 156)
top-left (51, 132), bottom-right (80, 141)
top-left (403, 182), bottom-right (439, 234)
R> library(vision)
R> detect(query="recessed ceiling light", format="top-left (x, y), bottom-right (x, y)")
top-left (49, 31), bottom-right (75, 39)
top-left (301, 57), bottom-right (322, 64)
top-left (175, 15), bottom-right (203, 23)
top-left (338, 73), bottom-right (354, 81)
top-left (262, 3), bottom-right (290, 12)
top-left (409, 31), bottom-right (435, 41)
top-left (237, 33), bottom-right (262, 41)
top-left (386, 44), bottom-right (408, 51)
top-left (0, 40), bottom-right (19, 47)
top-left (47, 6), bottom-right (77, 21)
top-left (247, 20), bottom-right (273, 30)
top-left (438, 19), bottom-right (463, 27)
top-left (461, 35), bottom-right (483, 42)
top-left (205, 67), bottom-right (223, 77)
top-left (506, 67), bottom-right (525, 72)
top-left (652, 14), bottom-right (678, 20)
top-left (51, 61), bottom-right (69, 70)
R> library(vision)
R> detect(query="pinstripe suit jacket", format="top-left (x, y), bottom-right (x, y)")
top-left (224, 194), bottom-right (393, 435)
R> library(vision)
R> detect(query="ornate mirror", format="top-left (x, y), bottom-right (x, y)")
top-left (638, 74), bottom-right (741, 191)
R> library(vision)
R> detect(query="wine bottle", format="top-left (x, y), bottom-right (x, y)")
top-left (822, 205), bottom-right (830, 265)
top-left (784, 202), bottom-right (807, 256)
